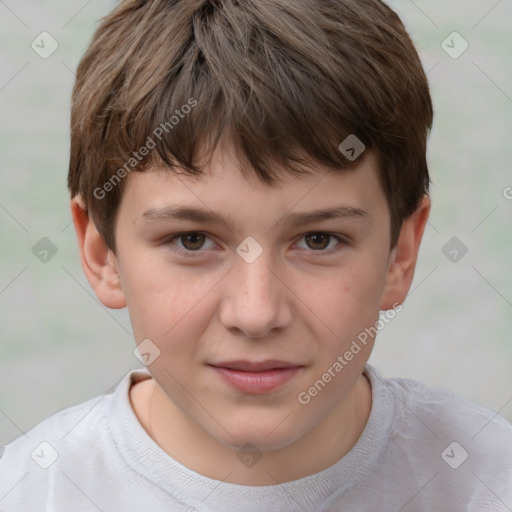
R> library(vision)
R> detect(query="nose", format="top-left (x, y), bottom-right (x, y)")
top-left (219, 250), bottom-right (293, 339)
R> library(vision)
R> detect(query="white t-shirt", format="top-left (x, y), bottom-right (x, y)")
top-left (1, 364), bottom-right (511, 511)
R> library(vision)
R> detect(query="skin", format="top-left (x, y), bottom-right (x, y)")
top-left (71, 141), bottom-right (430, 486)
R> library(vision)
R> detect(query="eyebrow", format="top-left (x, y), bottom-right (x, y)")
top-left (137, 204), bottom-right (369, 230)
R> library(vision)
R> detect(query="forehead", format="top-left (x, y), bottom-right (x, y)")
top-left (119, 145), bottom-right (386, 230)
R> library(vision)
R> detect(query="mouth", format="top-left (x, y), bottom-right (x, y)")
top-left (208, 360), bottom-right (304, 393)
top-left (210, 359), bottom-right (302, 372)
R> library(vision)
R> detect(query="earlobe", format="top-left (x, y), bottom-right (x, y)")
top-left (70, 196), bottom-right (126, 309)
top-left (380, 195), bottom-right (431, 310)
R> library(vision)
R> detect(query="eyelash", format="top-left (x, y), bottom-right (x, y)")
top-left (161, 231), bottom-right (349, 257)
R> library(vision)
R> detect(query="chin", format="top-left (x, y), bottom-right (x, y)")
top-left (214, 416), bottom-right (308, 453)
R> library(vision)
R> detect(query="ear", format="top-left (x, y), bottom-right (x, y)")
top-left (70, 196), bottom-right (126, 309)
top-left (380, 195), bottom-right (431, 310)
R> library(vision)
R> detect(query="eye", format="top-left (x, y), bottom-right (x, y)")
top-left (164, 232), bottom-right (217, 255)
top-left (295, 232), bottom-right (347, 253)
top-left (162, 231), bottom-right (348, 257)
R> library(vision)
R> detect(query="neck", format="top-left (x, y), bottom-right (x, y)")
top-left (130, 372), bottom-right (372, 485)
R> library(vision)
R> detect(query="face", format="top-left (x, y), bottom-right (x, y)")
top-left (110, 144), bottom-right (397, 453)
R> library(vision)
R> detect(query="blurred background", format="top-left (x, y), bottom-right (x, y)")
top-left (0, 0), bottom-right (511, 448)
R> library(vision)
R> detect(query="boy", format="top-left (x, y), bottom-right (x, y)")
top-left (1, 0), bottom-right (511, 510)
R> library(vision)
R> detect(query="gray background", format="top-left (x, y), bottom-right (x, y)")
top-left (0, 0), bottom-right (511, 448)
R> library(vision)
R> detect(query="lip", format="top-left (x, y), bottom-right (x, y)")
top-left (208, 360), bottom-right (303, 393)
top-left (210, 359), bottom-right (301, 372)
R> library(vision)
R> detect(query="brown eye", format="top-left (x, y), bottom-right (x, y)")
top-left (162, 231), bottom-right (217, 257)
top-left (295, 232), bottom-right (347, 254)
top-left (178, 232), bottom-right (207, 251)
top-left (305, 233), bottom-right (332, 250)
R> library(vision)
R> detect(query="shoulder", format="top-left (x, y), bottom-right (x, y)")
top-left (0, 369), bottom-right (157, 510)
top-left (0, 372), bottom-right (137, 506)
top-left (382, 369), bottom-right (512, 438)
top-left (366, 364), bottom-right (512, 464)
top-left (364, 365), bottom-right (512, 508)
top-left (1, 390), bottom-right (111, 469)
top-left (0, 395), bottom-right (106, 508)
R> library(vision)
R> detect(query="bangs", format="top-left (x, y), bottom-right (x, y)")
top-left (69, 0), bottom-right (432, 251)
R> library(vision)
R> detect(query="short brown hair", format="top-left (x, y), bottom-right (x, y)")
top-left (68, 0), bottom-right (433, 252)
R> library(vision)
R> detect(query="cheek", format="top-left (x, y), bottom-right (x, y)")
top-left (121, 260), bottom-right (216, 348)
top-left (307, 259), bottom-right (386, 341)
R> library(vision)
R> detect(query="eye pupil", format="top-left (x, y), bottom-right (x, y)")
top-left (306, 233), bottom-right (330, 250)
